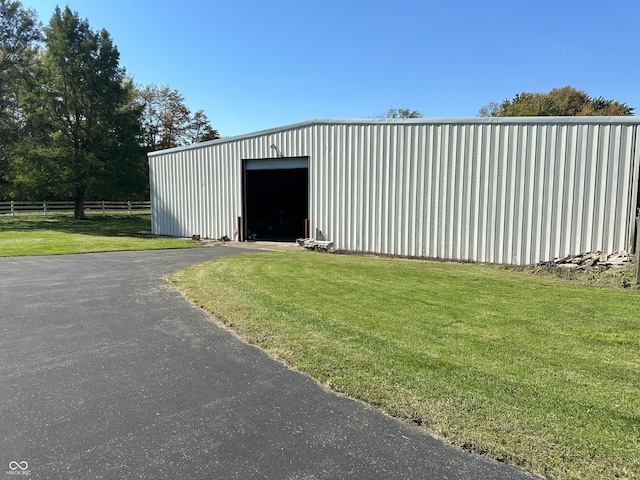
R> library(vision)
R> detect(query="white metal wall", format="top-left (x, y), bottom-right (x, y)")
top-left (149, 118), bottom-right (640, 265)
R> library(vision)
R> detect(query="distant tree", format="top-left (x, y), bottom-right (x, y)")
top-left (479, 86), bottom-right (634, 117)
top-left (579, 96), bottom-right (634, 116)
top-left (189, 109), bottom-right (220, 144)
top-left (386, 108), bottom-right (423, 118)
top-left (137, 84), bottom-right (219, 151)
top-left (477, 102), bottom-right (501, 118)
top-left (9, 6), bottom-right (145, 218)
top-left (138, 85), bottom-right (189, 150)
top-left (0, 0), bottom-right (41, 198)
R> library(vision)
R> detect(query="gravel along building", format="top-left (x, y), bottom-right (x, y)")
top-left (148, 117), bottom-right (640, 265)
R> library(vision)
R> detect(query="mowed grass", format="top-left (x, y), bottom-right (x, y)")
top-left (171, 251), bottom-right (640, 480)
top-left (0, 214), bottom-right (194, 256)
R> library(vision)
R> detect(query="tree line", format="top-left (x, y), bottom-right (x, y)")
top-left (0, 1), bottom-right (219, 218)
top-left (478, 86), bottom-right (633, 117)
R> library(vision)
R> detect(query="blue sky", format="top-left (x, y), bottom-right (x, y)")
top-left (27, 0), bottom-right (640, 137)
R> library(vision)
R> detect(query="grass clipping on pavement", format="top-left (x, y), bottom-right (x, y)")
top-left (171, 251), bottom-right (640, 480)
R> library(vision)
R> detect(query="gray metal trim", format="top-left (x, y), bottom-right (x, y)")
top-left (245, 157), bottom-right (309, 170)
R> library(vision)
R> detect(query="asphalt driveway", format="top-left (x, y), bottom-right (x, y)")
top-left (0, 248), bottom-right (541, 479)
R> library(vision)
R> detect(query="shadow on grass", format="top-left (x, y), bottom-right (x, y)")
top-left (0, 214), bottom-right (152, 238)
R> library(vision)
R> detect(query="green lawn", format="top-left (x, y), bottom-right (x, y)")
top-left (0, 214), bottom-right (194, 255)
top-left (171, 252), bottom-right (640, 480)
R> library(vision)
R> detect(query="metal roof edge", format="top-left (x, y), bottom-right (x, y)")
top-left (147, 119), bottom-right (318, 157)
top-left (148, 116), bottom-right (640, 157)
top-left (317, 116), bottom-right (640, 126)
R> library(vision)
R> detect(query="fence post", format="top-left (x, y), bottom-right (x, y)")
top-left (10, 200), bottom-right (14, 217)
top-left (636, 216), bottom-right (640, 285)
top-left (102, 200), bottom-right (105, 217)
top-left (43, 201), bottom-right (47, 217)
top-left (127, 201), bottom-right (131, 215)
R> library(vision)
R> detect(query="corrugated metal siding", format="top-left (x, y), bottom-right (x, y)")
top-left (149, 118), bottom-right (640, 265)
top-left (150, 144), bottom-right (243, 239)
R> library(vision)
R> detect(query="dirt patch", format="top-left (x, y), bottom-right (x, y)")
top-left (197, 239), bottom-right (302, 252)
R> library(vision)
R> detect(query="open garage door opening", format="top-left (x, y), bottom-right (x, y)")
top-left (243, 158), bottom-right (309, 242)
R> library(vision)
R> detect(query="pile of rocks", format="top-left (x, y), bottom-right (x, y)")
top-left (538, 250), bottom-right (632, 271)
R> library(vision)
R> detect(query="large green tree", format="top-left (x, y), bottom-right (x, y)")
top-left (10, 6), bottom-right (145, 218)
top-left (0, 0), bottom-right (41, 198)
top-left (479, 86), bottom-right (634, 117)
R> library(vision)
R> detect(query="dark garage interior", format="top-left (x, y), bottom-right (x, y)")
top-left (244, 167), bottom-right (308, 241)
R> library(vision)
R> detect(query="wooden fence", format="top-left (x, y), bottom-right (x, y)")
top-left (0, 201), bottom-right (151, 217)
